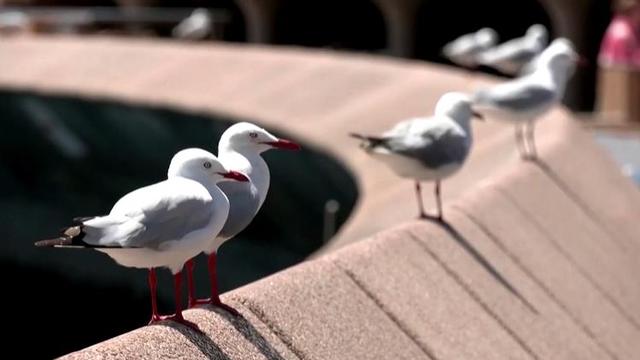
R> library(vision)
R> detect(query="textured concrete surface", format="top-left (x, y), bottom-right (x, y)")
top-left (2, 36), bottom-right (639, 359)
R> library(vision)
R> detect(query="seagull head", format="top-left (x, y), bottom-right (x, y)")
top-left (475, 28), bottom-right (498, 47)
top-left (219, 122), bottom-right (301, 154)
top-left (168, 148), bottom-right (249, 184)
top-left (435, 92), bottom-right (484, 122)
top-left (539, 38), bottom-right (580, 80)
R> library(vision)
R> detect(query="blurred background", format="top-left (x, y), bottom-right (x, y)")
top-left (1, 0), bottom-right (639, 358)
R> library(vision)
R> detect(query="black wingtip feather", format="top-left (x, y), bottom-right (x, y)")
top-left (35, 237), bottom-right (73, 247)
top-left (35, 225), bottom-right (87, 248)
top-left (349, 132), bottom-right (387, 150)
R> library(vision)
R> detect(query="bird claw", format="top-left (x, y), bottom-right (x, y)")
top-left (189, 298), bottom-right (241, 317)
top-left (213, 301), bottom-right (241, 317)
top-left (188, 298), bottom-right (212, 308)
top-left (149, 314), bottom-right (200, 331)
top-left (418, 213), bottom-right (444, 223)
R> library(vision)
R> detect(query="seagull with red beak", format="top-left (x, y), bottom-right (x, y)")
top-left (186, 122), bottom-right (300, 314)
top-left (35, 148), bottom-right (249, 329)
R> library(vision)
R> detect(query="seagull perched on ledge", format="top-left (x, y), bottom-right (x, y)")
top-left (477, 24), bottom-right (548, 76)
top-left (350, 92), bottom-right (483, 220)
top-left (473, 38), bottom-right (581, 159)
top-left (442, 28), bottom-right (499, 69)
top-left (186, 122), bottom-right (300, 314)
top-left (35, 148), bottom-right (249, 328)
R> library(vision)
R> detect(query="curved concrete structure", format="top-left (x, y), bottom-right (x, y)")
top-left (0, 35), bottom-right (542, 253)
top-left (1, 36), bottom-right (639, 359)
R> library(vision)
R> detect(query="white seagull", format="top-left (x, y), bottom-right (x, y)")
top-left (442, 28), bottom-right (499, 69)
top-left (477, 24), bottom-right (548, 76)
top-left (35, 148), bottom-right (249, 327)
top-left (350, 92), bottom-right (483, 220)
top-left (185, 122), bottom-right (300, 313)
top-left (172, 8), bottom-right (212, 40)
top-left (473, 38), bottom-right (580, 159)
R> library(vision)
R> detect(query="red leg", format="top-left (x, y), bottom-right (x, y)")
top-left (415, 181), bottom-right (427, 219)
top-left (435, 180), bottom-right (443, 221)
top-left (147, 269), bottom-right (199, 330)
top-left (148, 268), bottom-right (161, 324)
top-left (160, 271), bottom-right (199, 330)
top-left (191, 253), bottom-right (239, 316)
top-left (186, 258), bottom-right (197, 308)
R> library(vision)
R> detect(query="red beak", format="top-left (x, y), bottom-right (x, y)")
top-left (262, 139), bottom-right (301, 150)
top-left (221, 171), bottom-right (249, 182)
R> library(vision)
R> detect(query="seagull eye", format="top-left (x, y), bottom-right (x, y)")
top-left (203, 161), bottom-right (212, 169)
top-left (249, 132), bottom-right (258, 139)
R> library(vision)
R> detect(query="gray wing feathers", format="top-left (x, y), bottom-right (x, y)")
top-left (476, 85), bottom-right (555, 111)
top-left (217, 181), bottom-right (261, 240)
top-left (84, 180), bottom-right (214, 248)
top-left (386, 128), bottom-right (468, 168)
top-left (129, 197), bottom-right (213, 248)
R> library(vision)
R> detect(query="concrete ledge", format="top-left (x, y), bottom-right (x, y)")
top-left (2, 37), bottom-right (638, 359)
top-left (61, 112), bottom-right (640, 359)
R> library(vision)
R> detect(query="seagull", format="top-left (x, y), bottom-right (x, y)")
top-left (442, 28), bottom-right (499, 69)
top-left (477, 24), bottom-right (548, 76)
top-left (35, 148), bottom-right (249, 328)
top-left (186, 122), bottom-right (300, 313)
top-left (172, 8), bottom-right (212, 40)
top-left (350, 92), bottom-right (483, 220)
top-left (473, 38), bottom-right (580, 159)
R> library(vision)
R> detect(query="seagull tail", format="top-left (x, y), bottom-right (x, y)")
top-left (349, 133), bottom-right (387, 150)
top-left (34, 218), bottom-right (95, 247)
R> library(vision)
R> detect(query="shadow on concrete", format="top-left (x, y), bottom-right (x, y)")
top-left (454, 207), bottom-right (618, 359)
top-left (407, 220), bottom-right (539, 359)
top-left (216, 308), bottom-right (288, 360)
top-left (528, 158), bottom-right (628, 252)
top-left (422, 216), bottom-right (538, 314)
top-left (498, 164), bottom-right (640, 332)
top-left (160, 322), bottom-right (231, 360)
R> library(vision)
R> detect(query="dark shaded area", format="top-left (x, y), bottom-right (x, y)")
top-left (274, 0), bottom-right (386, 52)
top-left (567, 0), bottom-right (612, 111)
top-left (0, 90), bottom-right (357, 358)
top-left (420, 216), bottom-right (537, 314)
top-left (415, 0), bottom-right (553, 67)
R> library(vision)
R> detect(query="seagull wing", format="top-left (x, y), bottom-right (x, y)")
top-left (383, 118), bottom-right (469, 169)
top-left (101, 178), bottom-right (215, 249)
top-left (475, 82), bottom-right (556, 112)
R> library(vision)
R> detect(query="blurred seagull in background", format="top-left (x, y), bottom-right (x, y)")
top-left (186, 122), bottom-right (300, 314)
top-left (172, 8), bottom-right (212, 40)
top-left (473, 38), bottom-right (582, 159)
top-left (350, 92), bottom-right (483, 220)
top-left (442, 28), bottom-right (499, 69)
top-left (477, 24), bottom-right (548, 76)
top-left (35, 148), bottom-right (249, 328)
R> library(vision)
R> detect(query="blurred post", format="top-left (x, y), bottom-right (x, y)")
top-left (372, 0), bottom-right (420, 57)
top-left (323, 199), bottom-right (340, 243)
top-left (596, 0), bottom-right (640, 125)
top-left (235, 0), bottom-right (280, 43)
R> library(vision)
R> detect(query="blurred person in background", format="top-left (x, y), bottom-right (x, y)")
top-left (599, 0), bottom-right (640, 69)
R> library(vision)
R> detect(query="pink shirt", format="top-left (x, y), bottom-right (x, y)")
top-left (599, 13), bottom-right (640, 69)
